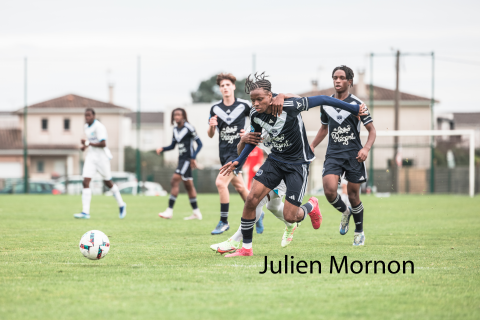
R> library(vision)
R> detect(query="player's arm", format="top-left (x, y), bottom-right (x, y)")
top-left (156, 138), bottom-right (176, 155)
top-left (190, 136), bottom-right (203, 169)
top-left (356, 122), bottom-right (376, 162)
top-left (81, 139), bottom-right (106, 150)
top-left (310, 124), bottom-right (328, 152)
top-left (237, 129), bottom-right (262, 155)
top-left (271, 93), bottom-right (301, 116)
top-left (207, 114), bottom-right (217, 138)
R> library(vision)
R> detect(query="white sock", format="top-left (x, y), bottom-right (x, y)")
top-left (267, 198), bottom-right (292, 227)
top-left (242, 242), bottom-right (252, 249)
top-left (232, 226), bottom-right (243, 242)
top-left (82, 188), bottom-right (92, 214)
top-left (110, 185), bottom-right (125, 207)
top-left (341, 194), bottom-right (350, 208)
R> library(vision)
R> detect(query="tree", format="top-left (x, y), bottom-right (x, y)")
top-left (191, 74), bottom-right (250, 103)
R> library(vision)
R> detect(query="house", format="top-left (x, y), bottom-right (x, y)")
top-left (124, 112), bottom-right (164, 151)
top-left (0, 94), bottom-right (130, 180)
top-left (437, 112), bottom-right (480, 148)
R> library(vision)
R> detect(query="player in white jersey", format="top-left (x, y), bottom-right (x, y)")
top-left (210, 127), bottom-right (320, 253)
top-left (74, 108), bottom-right (126, 219)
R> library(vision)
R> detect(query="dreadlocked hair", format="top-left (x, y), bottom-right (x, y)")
top-left (332, 65), bottom-right (354, 88)
top-left (171, 108), bottom-right (188, 125)
top-left (244, 72), bottom-right (272, 94)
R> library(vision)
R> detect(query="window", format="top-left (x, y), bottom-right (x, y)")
top-left (37, 161), bottom-right (44, 173)
top-left (64, 118), bottom-right (70, 131)
top-left (41, 118), bottom-right (48, 131)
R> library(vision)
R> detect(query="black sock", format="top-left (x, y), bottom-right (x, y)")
top-left (241, 217), bottom-right (255, 244)
top-left (329, 194), bottom-right (347, 213)
top-left (168, 195), bottom-right (177, 209)
top-left (189, 198), bottom-right (198, 210)
top-left (300, 201), bottom-right (314, 221)
top-left (352, 202), bottom-right (364, 232)
top-left (220, 203), bottom-right (229, 223)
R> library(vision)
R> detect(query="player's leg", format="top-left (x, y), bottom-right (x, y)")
top-left (282, 163), bottom-right (322, 229)
top-left (103, 179), bottom-right (127, 219)
top-left (183, 170), bottom-right (202, 220)
top-left (341, 176), bottom-right (351, 207)
top-left (159, 173), bottom-right (182, 219)
top-left (74, 156), bottom-right (96, 219)
top-left (212, 171), bottom-right (235, 234)
top-left (323, 158), bottom-right (352, 235)
top-left (264, 191), bottom-right (298, 247)
top-left (225, 179), bottom-right (271, 257)
top-left (232, 172), bottom-right (264, 234)
top-left (344, 160), bottom-right (367, 246)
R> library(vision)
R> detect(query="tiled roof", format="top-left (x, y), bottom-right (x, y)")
top-left (300, 84), bottom-right (434, 102)
top-left (0, 129), bottom-right (22, 149)
top-left (18, 94), bottom-right (129, 111)
top-left (125, 112), bottom-right (164, 124)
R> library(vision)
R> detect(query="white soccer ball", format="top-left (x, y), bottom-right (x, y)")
top-left (79, 230), bottom-right (110, 260)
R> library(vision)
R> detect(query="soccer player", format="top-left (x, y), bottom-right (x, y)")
top-left (310, 65), bottom-right (376, 246)
top-left (157, 108), bottom-right (203, 220)
top-left (74, 108), bottom-right (126, 219)
top-left (219, 73), bottom-right (366, 257)
top-left (211, 128), bottom-right (307, 253)
top-left (207, 73), bottom-right (263, 235)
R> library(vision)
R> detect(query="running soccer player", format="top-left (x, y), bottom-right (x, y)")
top-left (157, 108), bottom-right (203, 220)
top-left (219, 73), bottom-right (366, 257)
top-left (211, 128), bottom-right (308, 253)
top-left (207, 73), bottom-right (262, 235)
top-left (310, 65), bottom-right (376, 246)
top-left (74, 108), bottom-right (126, 219)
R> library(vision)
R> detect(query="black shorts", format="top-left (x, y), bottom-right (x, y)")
top-left (322, 156), bottom-right (367, 184)
top-left (253, 157), bottom-right (309, 207)
top-left (220, 152), bottom-right (243, 175)
top-left (175, 160), bottom-right (193, 181)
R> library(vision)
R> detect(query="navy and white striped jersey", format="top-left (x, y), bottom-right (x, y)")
top-left (209, 98), bottom-right (251, 156)
top-left (168, 122), bottom-right (200, 160)
top-left (320, 94), bottom-right (373, 158)
top-left (250, 97), bottom-right (314, 164)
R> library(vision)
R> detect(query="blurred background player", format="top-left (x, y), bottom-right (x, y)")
top-left (157, 108), bottom-right (203, 220)
top-left (243, 142), bottom-right (264, 190)
top-left (211, 127), bottom-right (307, 254)
top-left (207, 73), bottom-right (264, 235)
top-left (74, 108), bottom-right (126, 219)
top-left (310, 65), bottom-right (376, 246)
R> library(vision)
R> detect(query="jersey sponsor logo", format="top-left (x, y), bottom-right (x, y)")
top-left (256, 169), bottom-right (263, 176)
top-left (331, 125), bottom-right (356, 145)
top-left (220, 126), bottom-right (240, 144)
top-left (178, 143), bottom-right (186, 155)
top-left (270, 134), bottom-right (292, 151)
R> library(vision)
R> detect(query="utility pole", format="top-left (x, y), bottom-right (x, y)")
top-left (392, 50), bottom-right (401, 193)
top-left (136, 56), bottom-right (141, 194)
top-left (430, 52), bottom-right (435, 193)
top-left (369, 53), bottom-right (374, 188)
top-left (23, 57), bottom-right (29, 194)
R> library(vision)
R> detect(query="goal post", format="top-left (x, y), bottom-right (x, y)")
top-left (307, 130), bottom-right (476, 197)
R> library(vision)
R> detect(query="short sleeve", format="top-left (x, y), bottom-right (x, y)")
top-left (249, 114), bottom-right (262, 133)
top-left (320, 106), bottom-right (329, 125)
top-left (96, 123), bottom-right (108, 141)
top-left (360, 104), bottom-right (373, 126)
top-left (190, 127), bottom-right (199, 140)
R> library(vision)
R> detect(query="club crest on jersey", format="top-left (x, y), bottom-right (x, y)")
top-left (271, 129), bottom-right (278, 135)
top-left (337, 115), bottom-right (343, 121)
top-left (256, 169), bottom-right (263, 176)
top-left (226, 117), bottom-right (231, 122)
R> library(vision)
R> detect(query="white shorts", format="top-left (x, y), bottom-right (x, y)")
top-left (82, 154), bottom-right (112, 181)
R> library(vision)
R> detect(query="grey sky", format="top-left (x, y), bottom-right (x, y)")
top-left (1, 0), bottom-right (479, 114)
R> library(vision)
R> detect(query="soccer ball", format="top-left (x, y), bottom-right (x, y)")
top-left (79, 230), bottom-right (110, 260)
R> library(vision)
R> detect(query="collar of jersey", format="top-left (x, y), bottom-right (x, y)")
top-left (88, 119), bottom-right (97, 127)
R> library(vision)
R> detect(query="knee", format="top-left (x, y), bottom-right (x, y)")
top-left (245, 194), bottom-right (260, 211)
top-left (233, 182), bottom-right (245, 193)
top-left (215, 178), bottom-right (227, 190)
top-left (170, 178), bottom-right (179, 187)
top-left (324, 189), bottom-right (337, 202)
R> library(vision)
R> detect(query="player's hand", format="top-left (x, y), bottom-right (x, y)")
top-left (190, 159), bottom-right (197, 169)
top-left (270, 93), bottom-right (285, 117)
top-left (356, 103), bottom-right (368, 120)
top-left (219, 161), bottom-right (239, 176)
top-left (309, 144), bottom-right (315, 152)
top-left (241, 131), bottom-right (262, 145)
top-left (80, 146), bottom-right (86, 152)
top-left (209, 115), bottom-right (218, 127)
top-left (356, 148), bottom-right (369, 162)
top-left (81, 139), bottom-right (86, 146)
top-left (156, 147), bottom-right (163, 155)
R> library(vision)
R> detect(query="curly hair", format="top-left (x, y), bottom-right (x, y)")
top-left (332, 65), bottom-right (354, 88)
top-left (244, 72), bottom-right (272, 94)
top-left (171, 108), bottom-right (188, 125)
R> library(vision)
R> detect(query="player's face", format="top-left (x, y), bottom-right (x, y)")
top-left (332, 70), bottom-right (352, 93)
top-left (250, 89), bottom-right (272, 114)
top-left (173, 110), bottom-right (184, 124)
top-left (219, 79), bottom-right (235, 98)
top-left (84, 111), bottom-right (95, 125)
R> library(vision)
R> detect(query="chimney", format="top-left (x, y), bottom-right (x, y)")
top-left (356, 70), bottom-right (367, 100)
top-left (311, 80), bottom-right (318, 92)
top-left (108, 83), bottom-right (114, 104)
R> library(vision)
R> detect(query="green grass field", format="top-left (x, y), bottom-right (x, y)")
top-left (0, 194), bottom-right (479, 320)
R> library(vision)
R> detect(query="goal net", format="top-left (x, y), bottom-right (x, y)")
top-left (307, 130), bottom-right (477, 197)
